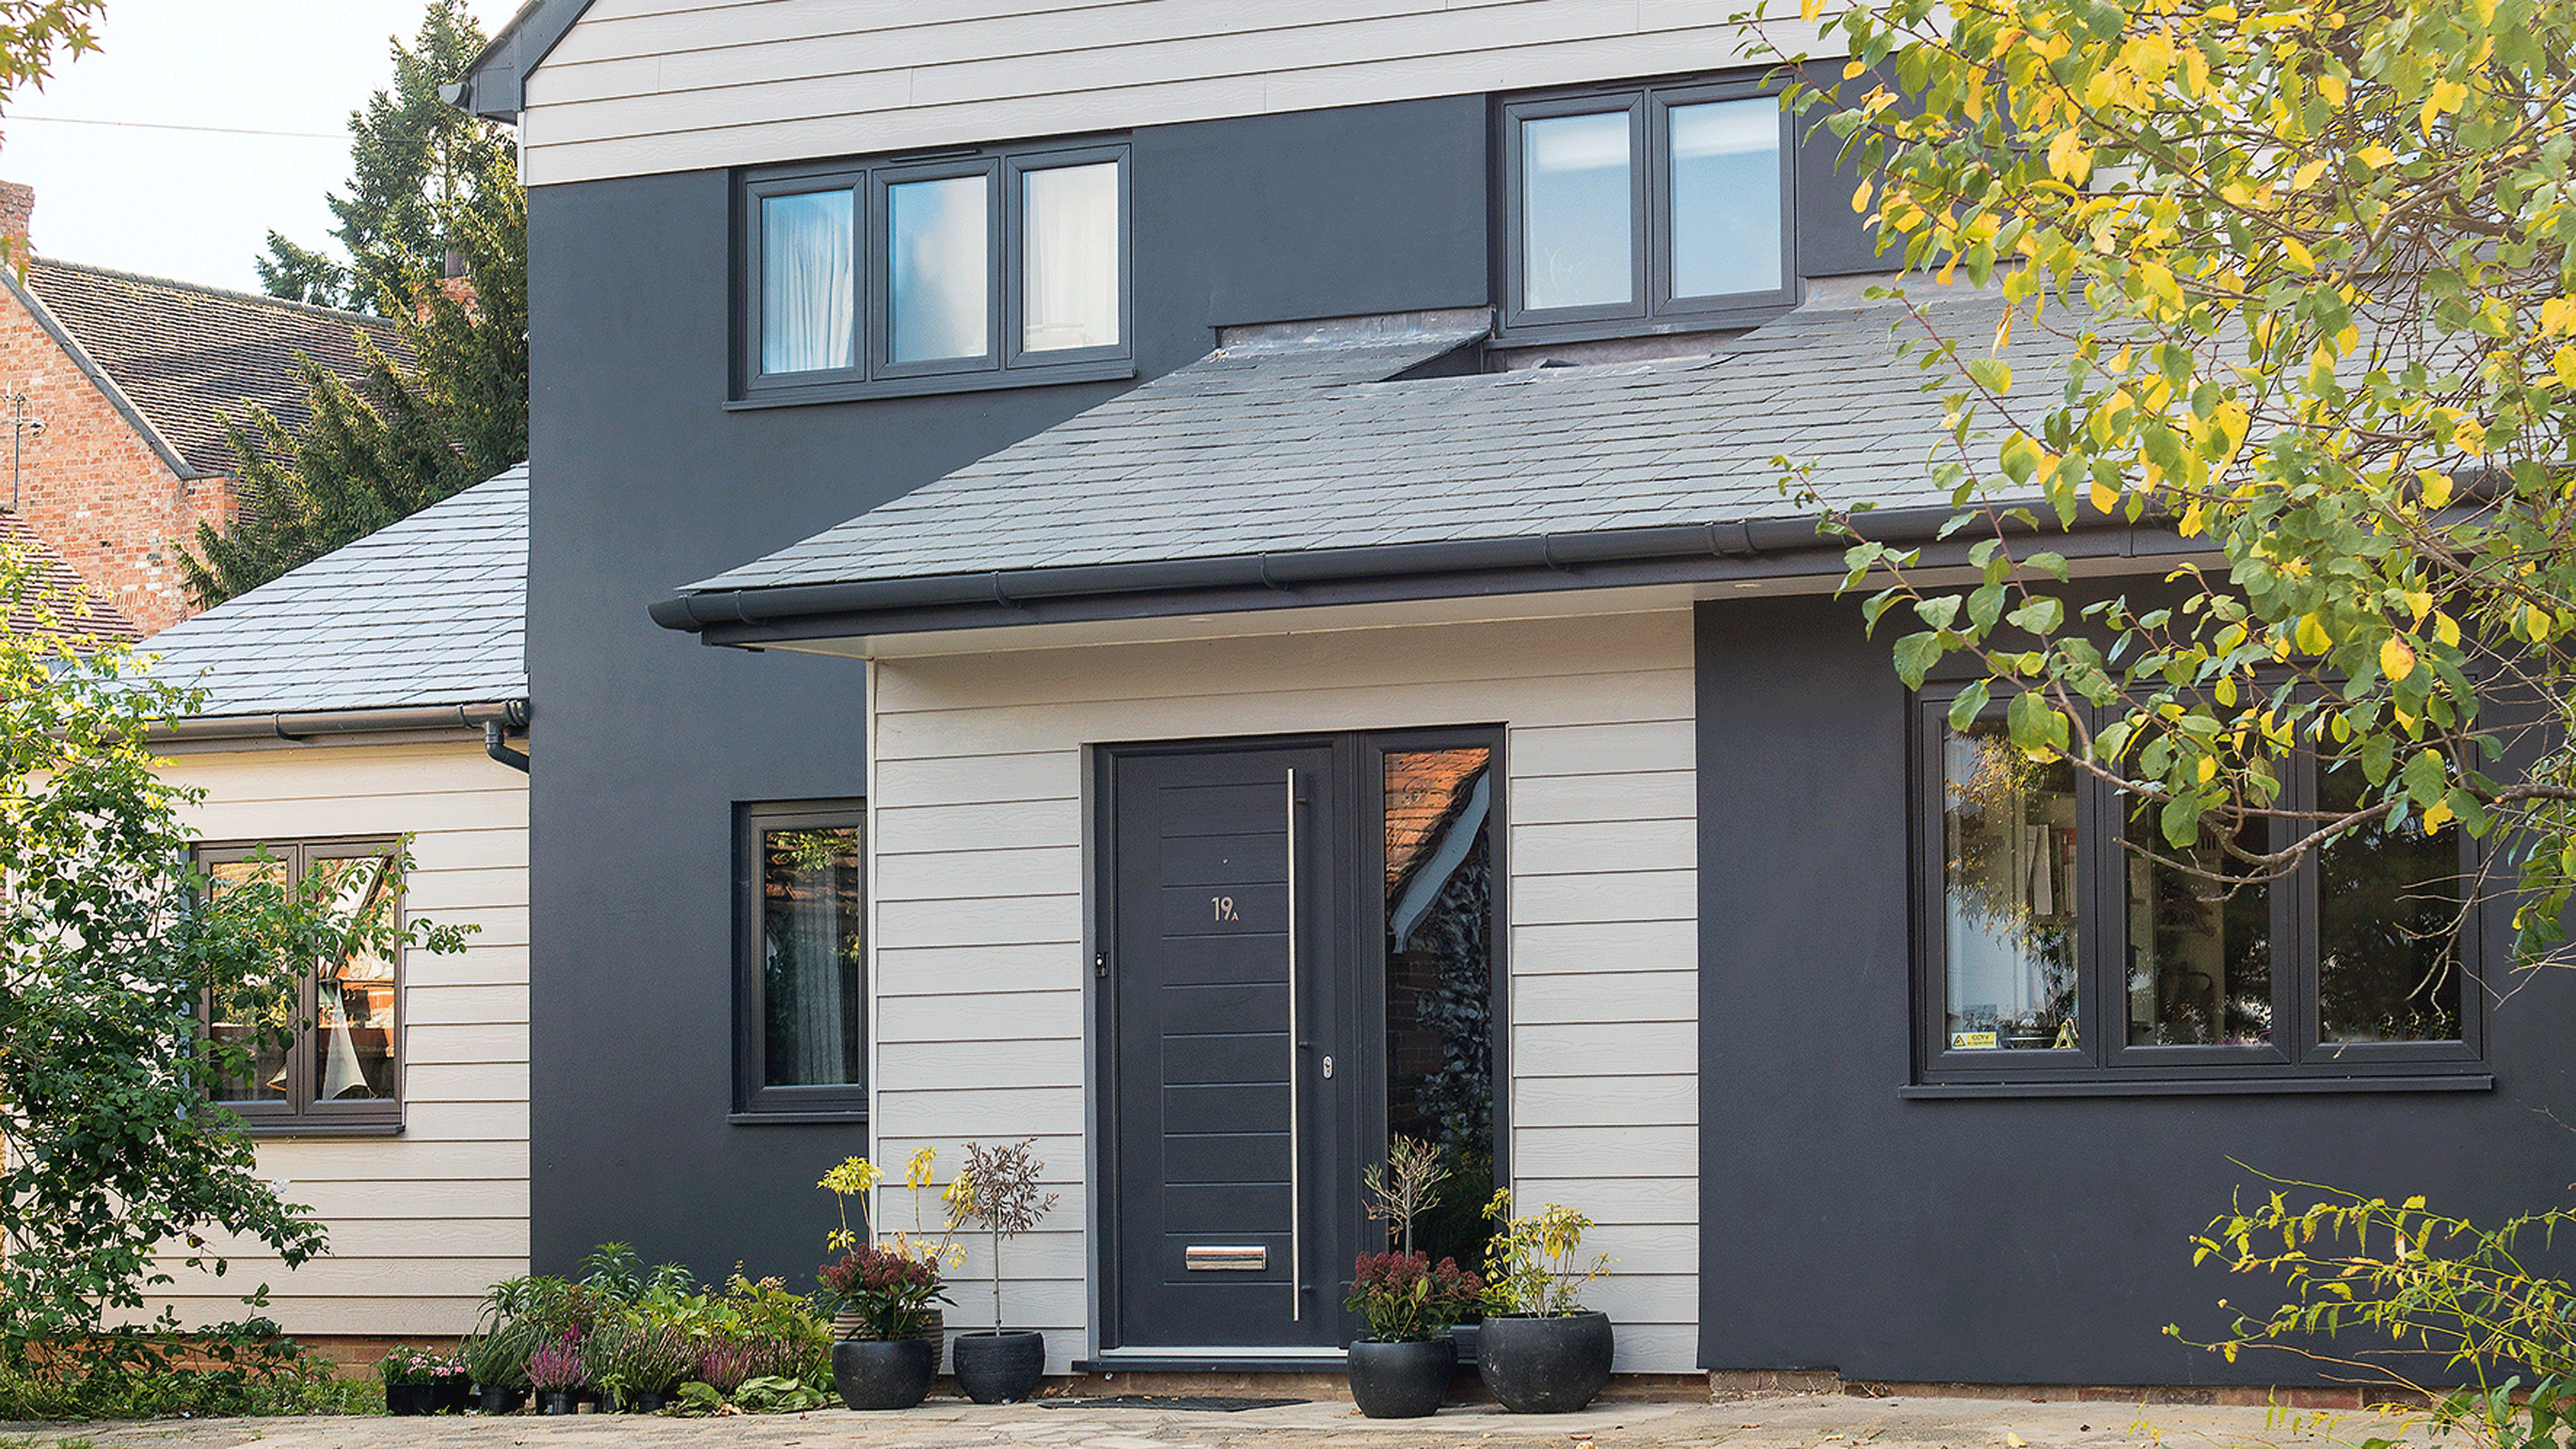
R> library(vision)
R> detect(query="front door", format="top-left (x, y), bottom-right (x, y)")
top-left (1101, 733), bottom-right (1501, 1354)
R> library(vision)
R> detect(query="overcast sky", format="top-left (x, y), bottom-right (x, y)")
top-left (1, 0), bottom-right (523, 299)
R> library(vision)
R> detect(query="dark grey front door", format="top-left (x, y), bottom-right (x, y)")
top-left (1106, 741), bottom-right (1352, 1350)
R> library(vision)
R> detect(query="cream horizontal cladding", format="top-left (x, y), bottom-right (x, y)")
top-left (869, 609), bottom-right (1699, 1373)
top-left (142, 741), bottom-right (531, 1338)
top-left (519, 0), bottom-right (1839, 186)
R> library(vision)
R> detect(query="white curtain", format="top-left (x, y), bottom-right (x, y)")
top-left (1022, 163), bottom-right (1119, 352)
top-left (762, 189), bottom-right (856, 374)
top-left (783, 848), bottom-right (848, 1083)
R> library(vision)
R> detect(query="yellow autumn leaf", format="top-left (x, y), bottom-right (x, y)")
top-left (2403, 590), bottom-right (2433, 622)
top-left (2196, 755), bottom-right (2217, 783)
top-left (2422, 798), bottom-right (2455, 832)
top-left (2453, 416), bottom-right (2487, 453)
top-left (2090, 478), bottom-right (2121, 513)
top-left (2434, 612), bottom-right (2462, 646)
top-left (1801, 0), bottom-right (1823, 19)
top-left (1852, 179), bottom-right (1874, 214)
top-left (2381, 635), bottom-right (2417, 682)
top-left (2553, 345), bottom-right (2576, 389)
top-left (2317, 71), bottom-right (2347, 106)
top-left (2420, 470), bottom-right (2454, 509)
top-left (2292, 157), bottom-right (2330, 190)
top-left (2542, 297), bottom-right (2576, 335)
top-left (2420, 79), bottom-right (2468, 135)
top-left (2295, 613), bottom-right (2333, 654)
top-left (2047, 128), bottom-right (2092, 184)
top-left (2282, 237), bottom-right (2317, 272)
top-left (2528, 604), bottom-right (2553, 642)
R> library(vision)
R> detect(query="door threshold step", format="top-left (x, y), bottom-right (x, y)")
top-left (1073, 1356), bottom-right (1348, 1374)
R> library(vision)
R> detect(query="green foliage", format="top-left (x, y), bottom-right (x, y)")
top-left (0, 1323), bottom-right (359, 1422)
top-left (0, 2), bottom-right (100, 105)
top-left (0, 545), bottom-right (472, 1343)
top-left (192, 0), bottom-right (526, 607)
top-left (1740, 0), bottom-right (2576, 957)
top-left (2180, 1179), bottom-right (2576, 1449)
top-left (1479, 1191), bottom-right (1612, 1318)
top-left (1344, 1251), bottom-right (1485, 1342)
top-left (374, 1344), bottom-right (463, 1386)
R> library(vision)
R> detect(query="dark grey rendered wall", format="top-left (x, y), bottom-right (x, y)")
top-left (1695, 593), bottom-right (2576, 1384)
top-left (521, 97), bottom-right (1496, 1286)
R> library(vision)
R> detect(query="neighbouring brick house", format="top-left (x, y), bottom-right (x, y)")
top-left (0, 182), bottom-right (406, 635)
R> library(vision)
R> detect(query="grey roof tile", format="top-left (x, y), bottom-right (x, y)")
top-left (142, 464), bottom-right (528, 717)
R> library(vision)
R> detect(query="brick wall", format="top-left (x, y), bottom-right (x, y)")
top-left (0, 280), bottom-right (239, 635)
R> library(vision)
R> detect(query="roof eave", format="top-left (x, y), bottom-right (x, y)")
top-left (2, 267), bottom-right (208, 480)
top-left (148, 698), bottom-right (530, 746)
top-left (651, 508), bottom-right (2202, 651)
top-left (452, 0), bottom-right (594, 123)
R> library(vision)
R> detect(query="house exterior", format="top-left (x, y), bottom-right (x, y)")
top-left (140, 465), bottom-right (531, 1350)
top-left (460, 0), bottom-right (2566, 1393)
top-left (0, 180), bottom-right (404, 636)
top-left (2, 509), bottom-right (139, 646)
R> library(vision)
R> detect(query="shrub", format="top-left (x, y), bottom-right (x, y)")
top-left (1344, 1252), bottom-right (1484, 1343)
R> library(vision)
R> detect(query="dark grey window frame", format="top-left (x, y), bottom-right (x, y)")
top-left (733, 799), bottom-right (869, 1122)
top-left (196, 836), bottom-right (407, 1136)
top-left (1497, 76), bottom-right (1798, 345)
top-left (1909, 685), bottom-right (2488, 1096)
top-left (733, 139), bottom-right (1133, 408)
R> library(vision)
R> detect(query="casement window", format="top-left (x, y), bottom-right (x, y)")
top-left (1913, 695), bottom-right (2485, 1093)
top-left (738, 142), bottom-right (1130, 405)
top-left (1500, 79), bottom-right (1795, 340)
top-left (735, 801), bottom-right (866, 1119)
top-left (199, 839), bottom-right (403, 1131)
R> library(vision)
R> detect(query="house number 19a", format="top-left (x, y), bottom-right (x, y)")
top-left (1210, 896), bottom-right (1238, 922)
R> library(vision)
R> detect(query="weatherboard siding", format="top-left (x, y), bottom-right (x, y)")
top-left (519, 0), bottom-right (1835, 186)
top-left (147, 741), bottom-right (530, 1337)
top-left (869, 609), bottom-right (1698, 1373)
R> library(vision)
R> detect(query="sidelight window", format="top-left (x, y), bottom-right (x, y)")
top-left (737, 801), bottom-right (867, 1117)
top-left (741, 142), bottom-right (1129, 403)
top-left (1918, 693), bottom-right (2480, 1089)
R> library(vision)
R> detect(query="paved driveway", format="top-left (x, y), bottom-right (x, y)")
top-left (2, 1391), bottom-right (2421, 1449)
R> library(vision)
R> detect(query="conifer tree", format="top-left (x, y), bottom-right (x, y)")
top-left (188, 1), bottom-right (523, 606)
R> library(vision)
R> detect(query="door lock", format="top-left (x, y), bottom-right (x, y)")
top-left (1321, 1055), bottom-right (1334, 1080)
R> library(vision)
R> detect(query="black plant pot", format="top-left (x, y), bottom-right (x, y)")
top-left (385, 1382), bottom-right (436, 1416)
top-left (1476, 1311), bottom-right (1614, 1414)
top-left (537, 1389), bottom-right (581, 1415)
top-left (951, 1330), bottom-right (1046, 1404)
top-left (833, 1336), bottom-right (935, 1410)
top-left (434, 1378), bottom-right (473, 1414)
top-left (633, 1390), bottom-right (672, 1413)
top-left (1347, 1336), bottom-right (1457, 1418)
top-left (475, 1385), bottom-right (526, 1414)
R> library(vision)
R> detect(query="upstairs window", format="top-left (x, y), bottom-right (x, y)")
top-left (1501, 80), bottom-right (1794, 338)
top-left (1915, 693), bottom-right (2481, 1092)
top-left (741, 142), bottom-right (1129, 404)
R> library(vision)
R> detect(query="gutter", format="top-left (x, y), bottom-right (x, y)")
top-left (650, 504), bottom-right (2193, 647)
top-left (150, 699), bottom-right (529, 746)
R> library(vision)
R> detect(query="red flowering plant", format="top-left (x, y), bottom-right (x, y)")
top-left (1343, 1252), bottom-right (1484, 1344)
top-left (818, 1245), bottom-right (949, 1341)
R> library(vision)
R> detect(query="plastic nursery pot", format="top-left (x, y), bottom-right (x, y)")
top-left (1346, 1336), bottom-right (1457, 1418)
top-left (385, 1382), bottom-right (436, 1416)
top-left (434, 1378), bottom-right (473, 1414)
top-left (631, 1390), bottom-right (672, 1413)
top-left (950, 1330), bottom-right (1046, 1404)
top-left (832, 1336), bottom-right (935, 1410)
top-left (475, 1385), bottom-right (526, 1415)
top-left (537, 1389), bottom-right (581, 1415)
top-left (1476, 1311), bottom-right (1614, 1414)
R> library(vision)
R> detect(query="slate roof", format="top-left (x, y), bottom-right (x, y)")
top-left (142, 464), bottom-right (526, 717)
top-left (19, 258), bottom-right (409, 477)
top-left (685, 288), bottom-right (2030, 597)
top-left (2, 511), bottom-right (141, 647)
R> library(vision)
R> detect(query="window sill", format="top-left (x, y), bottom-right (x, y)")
top-left (729, 358), bottom-right (1134, 410)
top-left (728, 1109), bottom-right (869, 1125)
top-left (1493, 299), bottom-right (1798, 349)
top-left (1901, 1072), bottom-right (2495, 1099)
top-left (235, 1121), bottom-right (406, 1138)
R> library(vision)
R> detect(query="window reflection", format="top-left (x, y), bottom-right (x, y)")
top-left (1668, 98), bottom-right (1783, 299)
top-left (2318, 770), bottom-right (2462, 1042)
top-left (1521, 111), bottom-right (1633, 310)
top-left (762, 825), bottom-right (865, 1088)
top-left (310, 854), bottom-right (398, 1099)
top-left (1942, 723), bottom-right (2079, 1050)
top-left (207, 857), bottom-right (292, 1102)
top-left (2124, 813), bottom-right (2271, 1046)
top-left (1382, 749), bottom-right (1495, 1269)
top-left (888, 175), bottom-right (989, 363)
top-left (1022, 163), bottom-right (1120, 352)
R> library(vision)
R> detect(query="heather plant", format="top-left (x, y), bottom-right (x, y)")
top-left (1344, 1252), bottom-right (1484, 1343)
top-left (524, 1331), bottom-right (588, 1393)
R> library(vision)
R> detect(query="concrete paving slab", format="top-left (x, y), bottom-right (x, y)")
top-left (0, 1392), bottom-right (2426, 1449)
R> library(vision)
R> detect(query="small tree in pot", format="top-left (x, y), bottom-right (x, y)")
top-left (1342, 1136), bottom-right (1480, 1418)
top-left (948, 1138), bottom-right (1059, 1403)
top-left (1476, 1191), bottom-right (1615, 1414)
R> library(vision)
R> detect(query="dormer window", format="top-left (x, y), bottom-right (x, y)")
top-left (1501, 80), bottom-right (1794, 340)
top-left (737, 141), bottom-right (1130, 406)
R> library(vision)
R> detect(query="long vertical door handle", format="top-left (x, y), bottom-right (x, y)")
top-left (1284, 766), bottom-right (1302, 1322)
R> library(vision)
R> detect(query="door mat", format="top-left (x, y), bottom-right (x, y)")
top-left (1044, 1395), bottom-right (1310, 1412)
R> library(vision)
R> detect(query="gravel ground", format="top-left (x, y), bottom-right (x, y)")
top-left (0, 1389), bottom-right (2424, 1449)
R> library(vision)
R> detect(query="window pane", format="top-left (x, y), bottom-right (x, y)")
top-left (2124, 813), bottom-right (2271, 1046)
top-left (206, 857), bottom-right (291, 1102)
top-left (762, 825), bottom-right (865, 1088)
top-left (310, 854), bottom-right (398, 1100)
top-left (1668, 98), bottom-right (1783, 298)
top-left (889, 175), bottom-right (989, 363)
top-left (1942, 722), bottom-right (2079, 1050)
top-left (1521, 110), bottom-right (1633, 311)
top-left (2318, 770), bottom-right (2462, 1042)
top-left (1382, 748), bottom-right (1496, 1269)
top-left (761, 189), bottom-right (856, 375)
top-left (1022, 163), bottom-right (1120, 352)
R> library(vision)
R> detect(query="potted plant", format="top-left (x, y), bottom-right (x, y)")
top-left (948, 1137), bottom-right (1060, 1403)
top-left (614, 1316), bottom-right (700, 1412)
top-left (460, 1320), bottom-right (534, 1414)
top-left (526, 1329), bottom-right (590, 1414)
top-left (1476, 1191), bottom-right (1615, 1414)
top-left (820, 1245), bottom-right (947, 1409)
top-left (377, 1344), bottom-right (452, 1416)
top-left (820, 1149), bottom-right (960, 1350)
top-left (1344, 1252), bottom-right (1484, 1417)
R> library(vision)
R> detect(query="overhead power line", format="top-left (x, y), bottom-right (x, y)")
top-left (3, 114), bottom-right (346, 141)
